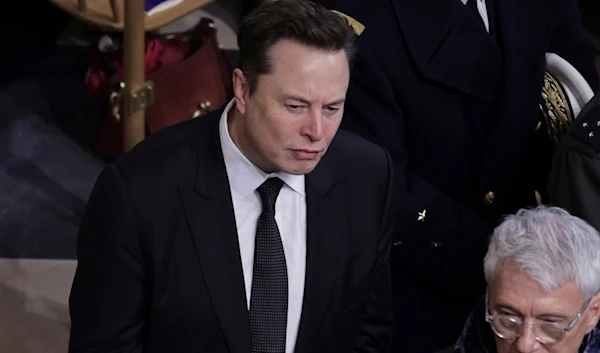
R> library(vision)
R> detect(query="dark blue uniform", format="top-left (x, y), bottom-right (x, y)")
top-left (333, 0), bottom-right (599, 351)
top-left (550, 91), bottom-right (600, 232)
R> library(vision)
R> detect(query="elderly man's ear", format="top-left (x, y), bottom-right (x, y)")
top-left (584, 293), bottom-right (600, 333)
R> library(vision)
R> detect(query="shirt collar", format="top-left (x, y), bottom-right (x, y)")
top-left (219, 99), bottom-right (305, 199)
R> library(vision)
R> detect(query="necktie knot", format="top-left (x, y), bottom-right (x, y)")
top-left (257, 178), bottom-right (284, 214)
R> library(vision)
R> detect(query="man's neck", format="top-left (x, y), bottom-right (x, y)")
top-left (227, 107), bottom-right (274, 174)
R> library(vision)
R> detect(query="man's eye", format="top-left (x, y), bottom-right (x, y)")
top-left (500, 312), bottom-right (520, 320)
top-left (542, 319), bottom-right (560, 324)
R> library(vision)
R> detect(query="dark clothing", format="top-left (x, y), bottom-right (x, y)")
top-left (579, 0), bottom-right (600, 40)
top-left (333, 0), bottom-right (599, 351)
top-left (549, 91), bottom-right (600, 231)
top-left (68, 109), bottom-right (396, 353)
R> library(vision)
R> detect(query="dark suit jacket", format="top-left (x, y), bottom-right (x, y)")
top-left (333, 0), bottom-right (599, 351)
top-left (549, 91), bottom-right (600, 231)
top-left (68, 109), bottom-right (396, 353)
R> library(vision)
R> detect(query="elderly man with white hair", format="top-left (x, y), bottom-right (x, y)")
top-left (438, 206), bottom-right (600, 353)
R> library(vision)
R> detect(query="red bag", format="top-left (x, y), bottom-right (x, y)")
top-left (87, 17), bottom-right (233, 159)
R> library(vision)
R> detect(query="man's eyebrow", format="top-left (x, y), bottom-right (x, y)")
top-left (495, 304), bottom-right (569, 321)
top-left (495, 304), bottom-right (522, 315)
top-left (538, 313), bottom-right (568, 321)
top-left (283, 95), bottom-right (311, 105)
top-left (282, 96), bottom-right (346, 106)
top-left (325, 98), bottom-right (346, 106)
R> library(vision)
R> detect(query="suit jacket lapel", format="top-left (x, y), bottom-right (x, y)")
top-left (294, 156), bottom-right (345, 353)
top-left (391, 0), bottom-right (502, 101)
top-left (178, 111), bottom-right (251, 353)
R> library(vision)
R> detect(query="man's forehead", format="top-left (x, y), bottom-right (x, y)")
top-left (491, 262), bottom-right (583, 313)
top-left (261, 42), bottom-right (349, 84)
top-left (267, 39), bottom-right (349, 66)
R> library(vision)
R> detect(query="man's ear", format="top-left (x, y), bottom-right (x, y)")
top-left (232, 68), bottom-right (250, 115)
top-left (583, 293), bottom-right (600, 334)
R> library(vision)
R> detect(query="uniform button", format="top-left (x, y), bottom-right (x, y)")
top-left (393, 240), bottom-right (403, 247)
top-left (430, 241), bottom-right (442, 248)
top-left (484, 191), bottom-right (495, 205)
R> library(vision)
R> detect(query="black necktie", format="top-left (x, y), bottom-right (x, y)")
top-left (249, 177), bottom-right (288, 353)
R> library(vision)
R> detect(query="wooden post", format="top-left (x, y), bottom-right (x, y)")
top-left (110, 0), bottom-right (123, 24)
top-left (77, 0), bottom-right (87, 11)
top-left (123, 0), bottom-right (147, 152)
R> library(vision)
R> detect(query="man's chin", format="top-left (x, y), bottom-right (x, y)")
top-left (281, 160), bottom-right (321, 175)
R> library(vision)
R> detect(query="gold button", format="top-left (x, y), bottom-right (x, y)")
top-left (393, 240), bottom-right (403, 247)
top-left (484, 191), bottom-right (495, 205)
top-left (192, 101), bottom-right (212, 119)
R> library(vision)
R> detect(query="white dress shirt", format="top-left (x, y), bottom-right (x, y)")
top-left (461, 0), bottom-right (490, 33)
top-left (219, 99), bottom-right (306, 353)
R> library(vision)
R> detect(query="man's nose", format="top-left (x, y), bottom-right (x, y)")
top-left (303, 109), bottom-right (324, 142)
top-left (515, 325), bottom-right (540, 353)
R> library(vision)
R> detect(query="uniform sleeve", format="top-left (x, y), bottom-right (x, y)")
top-left (549, 101), bottom-right (600, 231)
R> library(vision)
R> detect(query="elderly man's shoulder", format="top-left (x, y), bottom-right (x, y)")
top-left (326, 128), bottom-right (391, 174)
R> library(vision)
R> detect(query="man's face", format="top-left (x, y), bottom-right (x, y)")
top-left (230, 39), bottom-right (349, 174)
top-left (489, 260), bottom-right (600, 353)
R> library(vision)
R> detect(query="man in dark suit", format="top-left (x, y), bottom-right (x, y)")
top-left (332, 0), bottom-right (599, 352)
top-left (68, 1), bottom-right (395, 352)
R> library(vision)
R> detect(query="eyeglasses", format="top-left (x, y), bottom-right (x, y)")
top-left (485, 294), bottom-right (590, 345)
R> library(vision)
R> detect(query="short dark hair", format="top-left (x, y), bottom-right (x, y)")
top-left (237, 0), bottom-right (357, 94)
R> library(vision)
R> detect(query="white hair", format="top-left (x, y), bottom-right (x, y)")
top-left (484, 206), bottom-right (600, 301)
